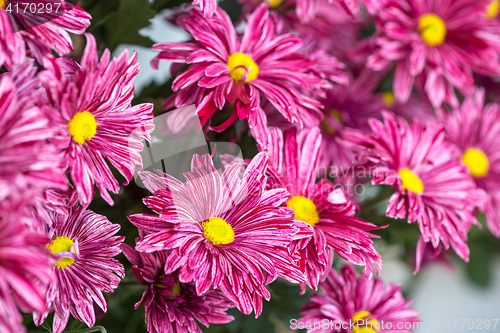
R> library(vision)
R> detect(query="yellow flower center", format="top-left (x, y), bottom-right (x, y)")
top-left (47, 236), bottom-right (75, 269)
top-left (352, 311), bottom-right (380, 333)
top-left (486, 0), bottom-right (500, 18)
top-left (462, 148), bottom-right (489, 177)
top-left (264, 0), bottom-right (283, 8)
top-left (287, 196), bottom-right (320, 227)
top-left (0, 0), bottom-right (5, 8)
top-left (227, 52), bottom-right (259, 83)
top-left (382, 91), bottom-right (396, 107)
top-left (399, 168), bottom-right (424, 194)
top-left (202, 217), bottom-right (235, 245)
top-left (418, 13), bottom-right (447, 46)
top-left (68, 111), bottom-right (97, 145)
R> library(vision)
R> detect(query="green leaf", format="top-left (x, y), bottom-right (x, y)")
top-left (102, 0), bottom-right (155, 51)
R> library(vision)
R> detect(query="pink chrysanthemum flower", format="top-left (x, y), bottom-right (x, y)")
top-left (34, 202), bottom-right (125, 333)
top-left (343, 112), bottom-right (484, 272)
top-left (0, 64), bottom-right (66, 217)
top-left (367, 0), bottom-right (500, 107)
top-left (264, 127), bottom-right (382, 291)
top-left (122, 244), bottom-right (234, 333)
top-left (297, 265), bottom-right (420, 333)
top-left (0, 214), bottom-right (53, 333)
top-left (151, 5), bottom-right (328, 147)
top-left (440, 90), bottom-right (500, 237)
top-left (128, 153), bottom-right (307, 316)
top-left (41, 34), bottom-right (154, 205)
top-left (0, 0), bottom-right (91, 68)
top-left (338, 0), bottom-right (382, 16)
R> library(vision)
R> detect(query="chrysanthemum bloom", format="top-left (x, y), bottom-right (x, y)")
top-left (297, 265), bottom-right (420, 333)
top-left (343, 112), bottom-right (484, 271)
top-left (0, 214), bottom-right (53, 333)
top-left (264, 127), bottom-right (382, 291)
top-left (440, 90), bottom-right (500, 237)
top-left (367, 0), bottom-right (500, 107)
top-left (0, 66), bottom-right (66, 218)
top-left (280, 0), bottom-right (381, 23)
top-left (128, 153), bottom-right (308, 316)
top-left (40, 34), bottom-right (154, 205)
top-left (122, 244), bottom-right (234, 333)
top-left (34, 202), bottom-right (125, 333)
top-left (0, 0), bottom-right (91, 68)
top-left (317, 72), bottom-right (383, 182)
top-left (151, 5), bottom-right (328, 147)
top-left (242, 0), bottom-right (379, 23)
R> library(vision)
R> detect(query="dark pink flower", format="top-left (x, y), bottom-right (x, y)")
top-left (441, 89), bottom-right (500, 237)
top-left (41, 34), bottom-right (155, 205)
top-left (264, 127), bottom-right (383, 291)
top-left (34, 202), bottom-right (125, 333)
top-left (128, 153), bottom-right (306, 317)
top-left (122, 244), bottom-right (234, 333)
top-left (192, 0), bottom-right (217, 16)
top-left (344, 112), bottom-right (484, 272)
top-left (367, 0), bottom-right (500, 107)
top-left (317, 71), bottom-right (383, 182)
top-left (0, 0), bottom-right (91, 68)
top-left (151, 5), bottom-right (328, 147)
top-left (298, 265), bottom-right (420, 333)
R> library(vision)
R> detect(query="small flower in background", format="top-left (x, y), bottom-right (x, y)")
top-left (128, 153), bottom-right (307, 317)
top-left (151, 5), bottom-right (329, 147)
top-left (121, 244), bottom-right (235, 333)
top-left (264, 127), bottom-right (383, 291)
top-left (0, 214), bottom-right (54, 333)
top-left (34, 200), bottom-right (125, 333)
top-left (298, 264), bottom-right (420, 333)
top-left (367, 0), bottom-right (500, 107)
top-left (260, 0), bottom-right (381, 23)
top-left (441, 89), bottom-right (500, 237)
top-left (0, 66), bottom-right (67, 223)
top-left (41, 34), bottom-right (155, 206)
top-left (0, 0), bottom-right (91, 68)
top-left (344, 112), bottom-right (485, 272)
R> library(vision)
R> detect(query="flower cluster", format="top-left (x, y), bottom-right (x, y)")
top-left (4, 0), bottom-right (500, 331)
